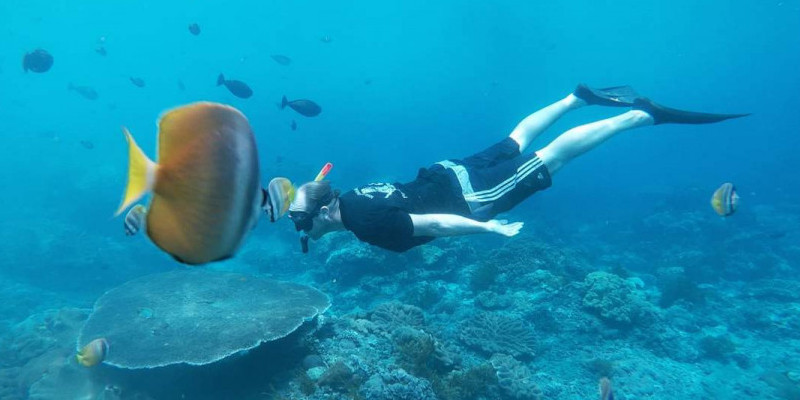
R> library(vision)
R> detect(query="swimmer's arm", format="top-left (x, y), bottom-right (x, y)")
top-left (409, 214), bottom-right (523, 238)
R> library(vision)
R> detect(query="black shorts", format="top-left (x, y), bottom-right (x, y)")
top-left (433, 137), bottom-right (552, 220)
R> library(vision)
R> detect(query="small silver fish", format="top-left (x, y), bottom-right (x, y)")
top-left (124, 204), bottom-right (147, 236)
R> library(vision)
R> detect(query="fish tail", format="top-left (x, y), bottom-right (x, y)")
top-left (281, 95), bottom-right (288, 109)
top-left (115, 127), bottom-right (157, 216)
top-left (217, 74), bottom-right (225, 86)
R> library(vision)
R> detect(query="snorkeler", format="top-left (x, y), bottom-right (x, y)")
top-left (285, 84), bottom-right (748, 253)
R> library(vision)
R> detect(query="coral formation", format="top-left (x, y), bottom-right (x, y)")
top-left (78, 270), bottom-right (330, 368)
top-left (460, 312), bottom-right (537, 357)
top-left (360, 368), bottom-right (437, 400)
top-left (433, 364), bottom-right (497, 400)
top-left (582, 271), bottom-right (655, 326)
top-left (698, 335), bottom-right (737, 362)
top-left (469, 262), bottom-right (499, 292)
top-left (370, 302), bottom-right (426, 333)
top-left (317, 360), bottom-right (359, 392)
top-left (490, 353), bottom-right (543, 400)
top-left (324, 239), bottom-right (401, 286)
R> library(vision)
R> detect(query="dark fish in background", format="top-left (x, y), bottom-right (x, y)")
top-left (767, 231), bottom-right (787, 239)
top-left (23, 49), bottom-right (53, 73)
top-left (69, 83), bottom-right (98, 100)
top-left (364, 79), bottom-right (372, 85)
top-left (217, 74), bottom-right (253, 98)
top-left (270, 55), bottom-right (292, 66)
top-left (130, 77), bottom-right (146, 88)
top-left (177, 80), bottom-right (186, 91)
top-left (188, 23), bottom-right (201, 35)
top-left (291, 120), bottom-right (297, 131)
top-left (320, 35), bottom-right (332, 43)
top-left (80, 140), bottom-right (94, 150)
top-left (710, 182), bottom-right (739, 217)
top-left (281, 95), bottom-right (321, 117)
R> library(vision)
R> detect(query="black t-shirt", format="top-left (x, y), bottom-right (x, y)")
top-left (339, 166), bottom-right (466, 252)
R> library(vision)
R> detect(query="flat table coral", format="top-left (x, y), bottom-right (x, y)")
top-left (77, 270), bottom-right (330, 369)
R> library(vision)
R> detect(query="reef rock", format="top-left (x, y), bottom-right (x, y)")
top-left (490, 353), bottom-right (542, 400)
top-left (360, 368), bottom-right (436, 400)
top-left (78, 270), bottom-right (330, 369)
top-left (582, 271), bottom-right (655, 326)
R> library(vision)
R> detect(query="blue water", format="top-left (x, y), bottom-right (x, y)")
top-left (2, 0), bottom-right (799, 399)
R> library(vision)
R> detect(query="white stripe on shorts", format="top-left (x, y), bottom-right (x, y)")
top-left (463, 157), bottom-right (542, 202)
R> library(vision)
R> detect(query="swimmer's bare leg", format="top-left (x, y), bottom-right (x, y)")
top-left (536, 110), bottom-right (655, 175)
top-left (509, 94), bottom-right (586, 153)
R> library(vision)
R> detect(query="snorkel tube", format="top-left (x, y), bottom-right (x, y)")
top-left (300, 162), bottom-right (334, 253)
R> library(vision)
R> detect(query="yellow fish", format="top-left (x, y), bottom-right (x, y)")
top-left (116, 102), bottom-right (263, 265)
top-left (76, 338), bottom-right (109, 367)
top-left (710, 182), bottom-right (739, 217)
top-left (266, 177), bottom-right (295, 222)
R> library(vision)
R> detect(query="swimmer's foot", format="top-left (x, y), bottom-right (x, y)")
top-left (573, 84), bottom-right (640, 107)
top-left (633, 97), bottom-right (750, 125)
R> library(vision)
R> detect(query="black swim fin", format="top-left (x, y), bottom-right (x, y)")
top-left (633, 97), bottom-right (750, 125)
top-left (574, 84), bottom-right (640, 107)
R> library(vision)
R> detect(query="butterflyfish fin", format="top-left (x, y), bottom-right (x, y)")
top-left (116, 128), bottom-right (157, 216)
top-left (286, 183), bottom-right (296, 204)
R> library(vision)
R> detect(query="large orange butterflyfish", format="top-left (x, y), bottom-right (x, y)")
top-left (116, 102), bottom-right (262, 265)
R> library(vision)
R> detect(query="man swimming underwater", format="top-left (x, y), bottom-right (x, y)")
top-left (283, 85), bottom-right (748, 253)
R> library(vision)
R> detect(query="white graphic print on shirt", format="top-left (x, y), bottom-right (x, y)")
top-left (355, 183), bottom-right (408, 199)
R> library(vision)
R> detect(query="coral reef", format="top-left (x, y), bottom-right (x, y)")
top-left (460, 311), bottom-right (537, 357)
top-left (78, 270), bottom-right (330, 368)
top-left (698, 335), bottom-right (737, 362)
top-left (582, 271), bottom-right (656, 326)
top-left (370, 302), bottom-right (426, 333)
top-left (5, 192), bottom-right (800, 399)
top-left (360, 368), bottom-right (437, 400)
top-left (490, 353), bottom-right (543, 400)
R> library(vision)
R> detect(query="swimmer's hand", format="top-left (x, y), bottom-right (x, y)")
top-left (486, 219), bottom-right (524, 237)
